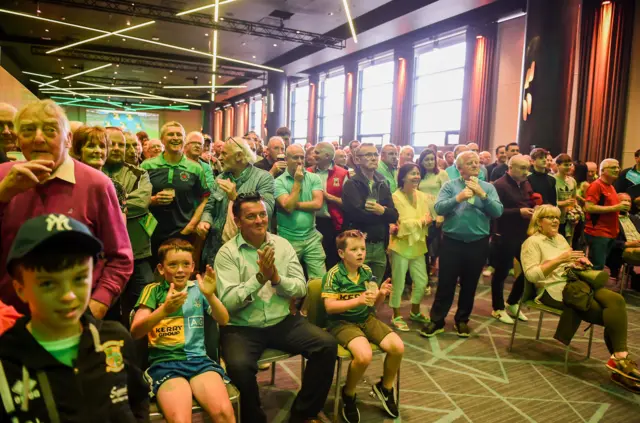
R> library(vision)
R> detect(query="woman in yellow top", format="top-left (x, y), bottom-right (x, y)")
top-left (389, 163), bottom-right (433, 331)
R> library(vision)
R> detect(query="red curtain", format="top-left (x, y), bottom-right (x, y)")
top-left (460, 24), bottom-right (497, 151)
top-left (573, 0), bottom-right (635, 163)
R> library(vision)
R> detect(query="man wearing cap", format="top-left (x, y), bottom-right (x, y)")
top-left (0, 214), bottom-right (149, 422)
top-left (0, 100), bottom-right (133, 319)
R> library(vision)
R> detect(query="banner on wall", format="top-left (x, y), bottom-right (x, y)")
top-left (85, 109), bottom-right (160, 139)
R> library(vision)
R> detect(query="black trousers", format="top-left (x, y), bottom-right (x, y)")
top-left (490, 234), bottom-right (526, 311)
top-left (104, 258), bottom-right (154, 327)
top-left (317, 217), bottom-right (339, 270)
top-left (430, 236), bottom-right (489, 325)
top-left (220, 314), bottom-right (338, 423)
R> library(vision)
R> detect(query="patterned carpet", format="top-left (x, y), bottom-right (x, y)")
top-left (190, 276), bottom-right (640, 423)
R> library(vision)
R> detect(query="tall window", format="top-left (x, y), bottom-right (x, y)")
top-left (357, 55), bottom-right (394, 145)
top-left (289, 82), bottom-right (309, 145)
top-left (412, 35), bottom-right (466, 146)
top-left (249, 95), bottom-right (262, 134)
top-left (318, 69), bottom-right (345, 143)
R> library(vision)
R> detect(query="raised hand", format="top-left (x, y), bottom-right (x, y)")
top-left (217, 178), bottom-right (238, 201)
top-left (196, 265), bottom-right (217, 297)
top-left (162, 283), bottom-right (188, 315)
top-left (378, 278), bottom-right (392, 297)
top-left (257, 245), bottom-right (277, 282)
top-left (0, 160), bottom-right (54, 201)
top-left (456, 187), bottom-right (474, 203)
top-left (294, 165), bottom-right (304, 183)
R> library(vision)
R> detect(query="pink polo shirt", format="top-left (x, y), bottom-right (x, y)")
top-left (0, 157), bottom-right (133, 313)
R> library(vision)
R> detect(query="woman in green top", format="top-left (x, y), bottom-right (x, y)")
top-left (555, 154), bottom-right (583, 248)
top-left (417, 149), bottom-right (449, 277)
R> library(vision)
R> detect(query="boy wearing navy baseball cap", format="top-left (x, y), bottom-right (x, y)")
top-left (0, 214), bottom-right (149, 422)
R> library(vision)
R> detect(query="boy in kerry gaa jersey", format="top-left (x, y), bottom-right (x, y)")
top-left (130, 239), bottom-right (235, 423)
top-left (322, 230), bottom-right (404, 423)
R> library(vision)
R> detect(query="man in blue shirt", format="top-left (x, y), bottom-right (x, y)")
top-left (420, 151), bottom-right (503, 338)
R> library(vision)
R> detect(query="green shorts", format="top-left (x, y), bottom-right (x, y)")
top-left (329, 315), bottom-right (393, 348)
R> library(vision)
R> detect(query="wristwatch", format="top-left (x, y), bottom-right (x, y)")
top-left (256, 272), bottom-right (266, 284)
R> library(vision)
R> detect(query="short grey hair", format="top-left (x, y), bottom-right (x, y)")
top-left (267, 136), bottom-right (285, 149)
top-left (186, 131), bottom-right (204, 144)
top-left (228, 136), bottom-right (256, 164)
top-left (15, 99), bottom-right (70, 139)
top-left (600, 158), bottom-right (619, 174)
top-left (455, 151), bottom-right (479, 169)
top-left (508, 154), bottom-right (528, 167)
top-left (315, 141), bottom-right (335, 159)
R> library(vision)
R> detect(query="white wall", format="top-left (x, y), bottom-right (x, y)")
top-left (622, 4), bottom-right (640, 168)
top-left (488, 16), bottom-right (525, 155)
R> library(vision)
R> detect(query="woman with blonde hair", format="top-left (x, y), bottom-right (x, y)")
top-left (521, 205), bottom-right (640, 393)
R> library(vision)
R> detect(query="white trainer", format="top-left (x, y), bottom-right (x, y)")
top-left (492, 309), bottom-right (515, 325)
top-left (506, 303), bottom-right (529, 321)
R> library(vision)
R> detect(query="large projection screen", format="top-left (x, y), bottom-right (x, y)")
top-left (85, 109), bottom-right (160, 139)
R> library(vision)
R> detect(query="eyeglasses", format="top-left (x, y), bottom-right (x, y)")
top-left (226, 136), bottom-right (244, 152)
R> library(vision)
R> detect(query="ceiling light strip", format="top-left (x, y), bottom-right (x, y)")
top-left (0, 9), bottom-right (283, 73)
top-left (22, 71), bottom-right (53, 79)
top-left (62, 64), bottom-right (113, 80)
top-left (49, 92), bottom-right (209, 103)
top-left (30, 79), bottom-right (90, 98)
top-left (341, 0), bottom-right (358, 43)
top-left (41, 86), bottom-right (144, 91)
top-left (46, 21), bottom-right (156, 54)
top-left (163, 85), bottom-right (247, 89)
top-left (176, 0), bottom-right (235, 16)
top-left (76, 81), bottom-right (200, 106)
top-left (38, 79), bottom-right (60, 88)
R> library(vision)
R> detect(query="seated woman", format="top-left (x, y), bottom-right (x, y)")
top-left (521, 205), bottom-right (640, 393)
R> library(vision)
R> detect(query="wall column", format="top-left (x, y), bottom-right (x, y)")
top-left (516, 0), bottom-right (581, 155)
top-left (266, 70), bottom-right (287, 138)
top-left (202, 103), bottom-right (214, 135)
top-left (392, 47), bottom-right (414, 146)
top-left (307, 74), bottom-right (319, 145)
top-left (342, 61), bottom-right (358, 144)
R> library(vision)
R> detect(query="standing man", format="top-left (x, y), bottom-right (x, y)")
top-left (146, 139), bottom-right (164, 160)
top-left (215, 193), bottom-right (337, 423)
top-left (490, 142), bottom-right (520, 182)
top-left (141, 121), bottom-right (210, 265)
top-left (586, 161), bottom-right (598, 183)
top-left (420, 151), bottom-right (503, 338)
top-left (446, 145), bottom-right (486, 181)
top-left (444, 151), bottom-right (455, 168)
top-left (377, 143), bottom-right (399, 192)
top-left (615, 149), bottom-right (640, 214)
top-left (255, 136), bottom-right (287, 178)
top-left (309, 142), bottom-right (349, 269)
top-left (184, 131), bottom-right (215, 190)
top-left (528, 148), bottom-right (557, 205)
top-left (342, 143), bottom-right (399, 282)
top-left (0, 100), bottom-right (132, 318)
top-left (275, 145), bottom-right (326, 278)
top-left (0, 103), bottom-right (17, 163)
top-left (490, 155), bottom-right (533, 325)
top-left (335, 149), bottom-right (348, 169)
top-left (479, 151), bottom-right (492, 166)
top-left (398, 146), bottom-right (415, 167)
top-left (103, 127), bottom-right (154, 326)
top-left (486, 145), bottom-right (507, 180)
top-left (584, 159), bottom-right (628, 270)
top-left (276, 126), bottom-right (292, 147)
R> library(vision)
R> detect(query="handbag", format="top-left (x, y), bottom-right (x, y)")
top-left (562, 268), bottom-right (596, 312)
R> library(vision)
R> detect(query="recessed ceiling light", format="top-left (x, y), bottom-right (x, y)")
top-left (273, 43), bottom-right (277, 47)
top-left (220, 17), bottom-right (224, 21)
top-left (152, 36), bottom-right (160, 41)
top-left (209, 80), bottom-right (211, 83)
top-left (241, 42), bottom-right (246, 46)
top-left (114, 71), bottom-right (118, 74)
top-left (195, 76), bottom-right (198, 79)
top-left (163, 76), bottom-right (167, 79)
top-left (252, 55), bottom-right (256, 59)
top-left (205, 33), bottom-right (209, 37)
top-left (158, 81), bottom-right (161, 84)
top-left (296, 30), bottom-right (300, 34)
top-left (186, 94), bottom-right (189, 97)
top-left (329, 12), bottom-right (334, 16)
top-left (57, 58), bottom-right (61, 62)
top-left (169, 70), bottom-right (173, 73)
top-left (61, 66), bottom-right (64, 69)
top-left (122, 38), bottom-right (126, 41)
top-left (126, 21), bottom-right (131, 26)
top-left (116, 64), bottom-right (119, 67)
top-left (45, 29), bottom-right (49, 32)
top-left (149, 91), bottom-right (152, 93)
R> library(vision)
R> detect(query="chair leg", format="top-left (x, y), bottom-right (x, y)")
top-left (586, 325), bottom-right (594, 359)
top-left (270, 361), bottom-right (276, 385)
top-left (236, 396), bottom-right (241, 423)
top-left (333, 359), bottom-right (343, 423)
top-left (508, 301), bottom-right (523, 352)
top-left (564, 346), bottom-right (570, 373)
top-left (301, 357), bottom-right (306, 383)
top-left (535, 311), bottom-right (544, 340)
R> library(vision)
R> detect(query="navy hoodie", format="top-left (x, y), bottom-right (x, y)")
top-left (0, 313), bottom-right (149, 423)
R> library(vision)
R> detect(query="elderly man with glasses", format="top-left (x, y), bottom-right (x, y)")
top-left (584, 159), bottom-right (629, 270)
top-left (342, 143), bottom-right (399, 282)
top-left (198, 137), bottom-right (275, 267)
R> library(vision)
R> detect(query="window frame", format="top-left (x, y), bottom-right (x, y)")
top-left (289, 80), bottom-right (309, 145)
top-left (317, 68), bottom-right (345, 143)
top-left (356, 52), bottom-right (395, 146)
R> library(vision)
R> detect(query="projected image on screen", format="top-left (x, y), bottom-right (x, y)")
top-left (85, 109), bottom-right (160, 139)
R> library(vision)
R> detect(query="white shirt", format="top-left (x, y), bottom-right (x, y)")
top-left (521, 232), bottom-right (571, 302)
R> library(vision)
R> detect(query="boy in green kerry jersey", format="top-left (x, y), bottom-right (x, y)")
top-left (321, 230), bottom-right (404, 423)
top-left (130, 239), bottom-right (234, 423)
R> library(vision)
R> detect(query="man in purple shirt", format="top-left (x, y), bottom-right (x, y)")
top-left (0, 100), bottom-right (133, 319)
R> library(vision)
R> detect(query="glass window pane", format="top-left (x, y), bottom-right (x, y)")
top-left (322, 115), bottom-right (343, 138)
top-left (414, 69), bottom-right (465, 104)
top-left (293, 119), bottom-right (307, 139)
top-left (360, 110), bottom-right (392, 135)
top-left (412, 100), bottom-right (462, 133)
top-left (324, 74), bottom-right (345, 94)
top-left (361, 61), bottom-right (394, 86)
top-left (322, 95), bottom-right (344, 117)
top-left (447, 133), bottom-right (460, 145)
top-left (416, 42), bottom-right (466, 76)
top-left (360, 85), bottom-right (393, 111)
top-left (413, 132), bottom-right (445, 146)
top-left (294, 101), bottom-right (309, 120)
top-left (295, 85), bottom-right (309, 101)
top-left (293, 138), bottom-right (307, 145)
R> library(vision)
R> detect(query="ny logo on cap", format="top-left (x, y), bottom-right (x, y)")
top-left (46, 214), bottom-right (72, 232)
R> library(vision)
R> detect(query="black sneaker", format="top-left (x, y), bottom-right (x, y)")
top-left (341, 387), bottom-right (360, 423)
top-left (419, 321), bottom-right (444, 338)
top-left (372, 380), bottom-right (399, 418)
top-left (454, 321), bottom-right (470, 338)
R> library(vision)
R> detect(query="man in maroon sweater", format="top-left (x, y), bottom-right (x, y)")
top-left (0, 100), bottom-right (133, 318)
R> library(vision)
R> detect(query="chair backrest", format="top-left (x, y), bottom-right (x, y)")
top-left (305, 278), bottom-right (328, 329)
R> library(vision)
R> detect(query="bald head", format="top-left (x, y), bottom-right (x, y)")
top-left (399, 146), bottom-right (414, 167)
top-left (586, 161), bottom-right (597, 182)
top-left (285, 144), bottom-right (305, 174)
top-left (335, 149), bottom-right (347, 167)
top-left (467, 142), bottom-right (479, 153)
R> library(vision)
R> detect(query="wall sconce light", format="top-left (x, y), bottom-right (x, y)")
top-left (476, 35), bottom-right (484, 39)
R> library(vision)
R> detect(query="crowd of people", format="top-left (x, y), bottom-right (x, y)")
top-left (0, 98), bottom-right (639, 423)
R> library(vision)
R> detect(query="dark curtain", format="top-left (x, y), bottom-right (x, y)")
top-left (460, 24), bottom-right (497, 151)
top-left (573, 0), bottom-right (635, 164)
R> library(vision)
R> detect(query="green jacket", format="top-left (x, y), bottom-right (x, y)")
top-left (104, 163), bottom-right (154, 260)
top-left (377, 161), bottom-right (397, 192)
